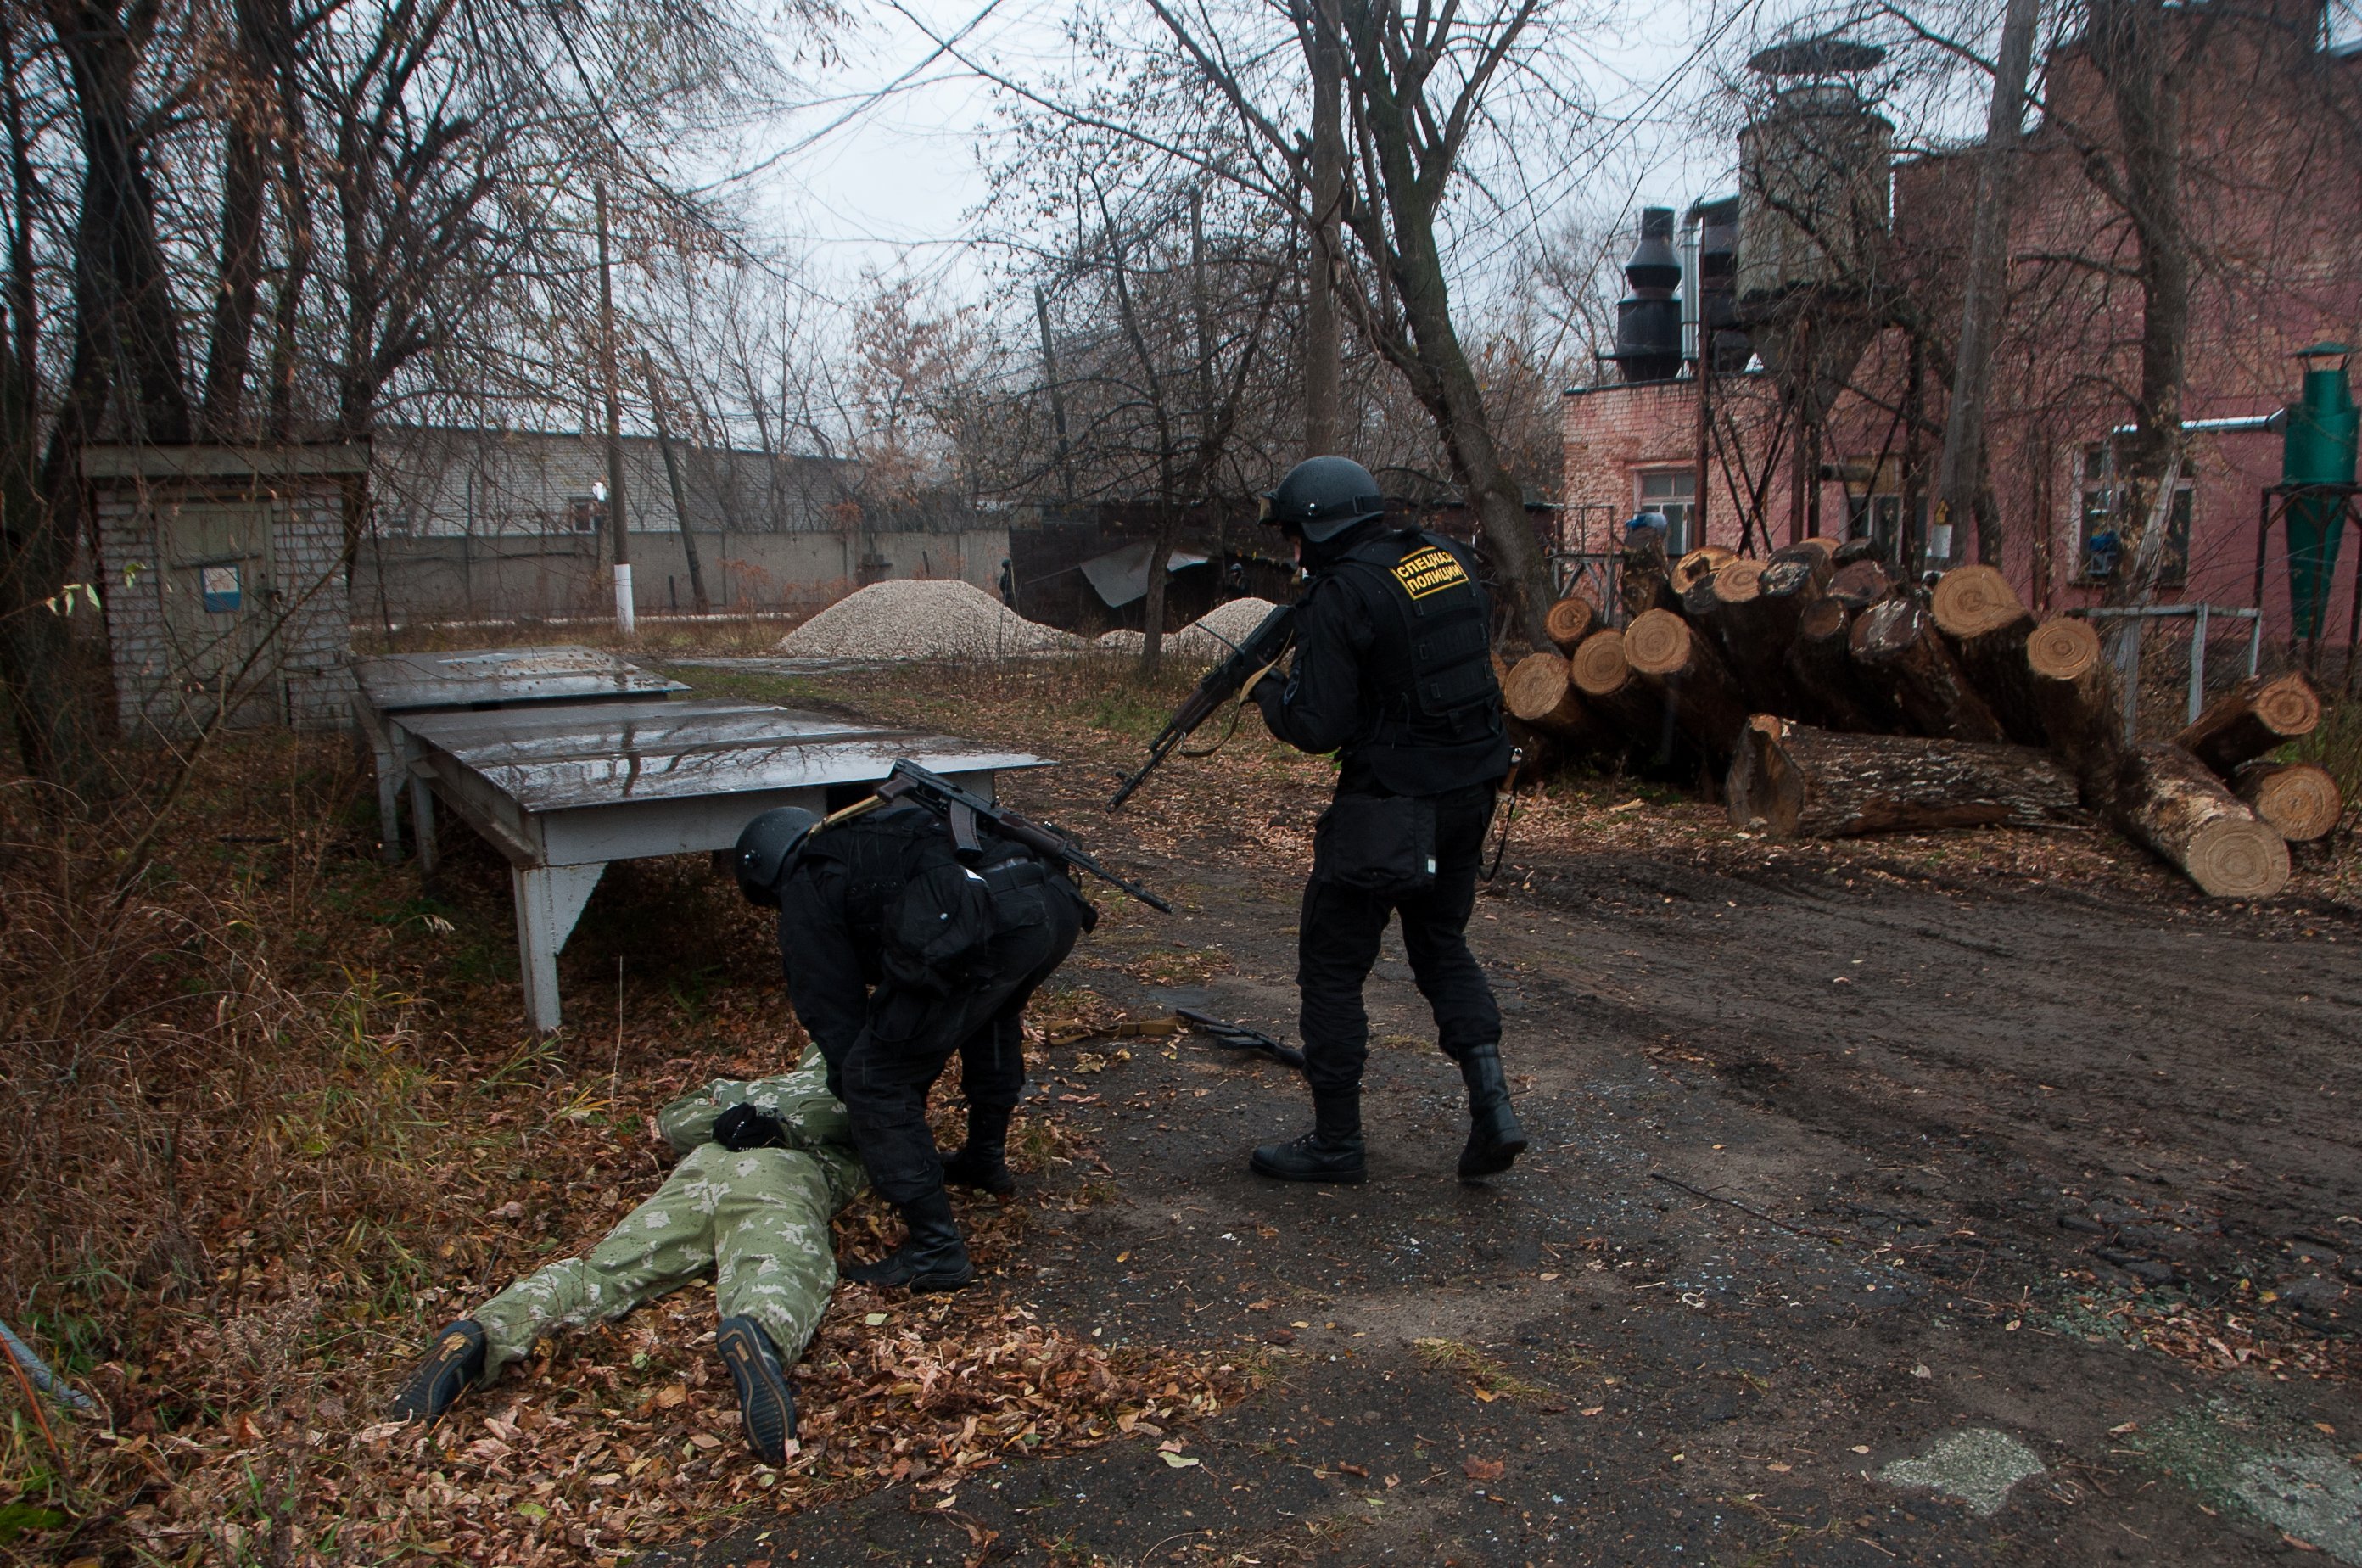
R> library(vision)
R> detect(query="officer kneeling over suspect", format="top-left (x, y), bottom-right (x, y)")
top-left (389, 1049), bottom-right (859, 1462)
top-left (1248, 456), bottom-right (1526, 1185)
top-left (733, 783), bottom-right (1092, 1291)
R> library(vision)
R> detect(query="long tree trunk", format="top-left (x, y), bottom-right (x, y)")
top-left (2171, 671), bottom-right (2321, 776)
top-left (200, 27), bottom-right (271, 440)
top-left (2025, 613), bottom-right (2126, 801)
top-left (648, 366), bottom-right (710, 614)
top-left (1933, 0), bottom-right (2041, 568)
top-left (1301, 0), bottom-right (1343, 456)
top-left (2115, 742), bottom-right (2288, 899)
top-left (1727, 716), bottom-right (2077, 838)
top-left (1336, 1), bottom-right (1554, 648)
top-left (48, 0), bottom-right (192, 444)
top-left (2089, 0), bottom-right (2200, 605)
top-left (246, 0), bottom-right (310, 439)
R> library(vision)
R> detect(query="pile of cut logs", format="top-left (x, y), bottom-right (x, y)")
top-left (1501, 532), bottom-right (2342, 899)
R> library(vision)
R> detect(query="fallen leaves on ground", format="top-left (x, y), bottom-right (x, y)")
top-left (0, 724), bottom-right (1251, 1567)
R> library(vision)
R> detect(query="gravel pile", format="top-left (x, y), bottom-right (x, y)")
top-left (774, 580), bottom-right (1084, 659)
top-left (1167, 596), bottom-right (1283, 660)
top-left (1089, 598), bottom-right (1286, 662)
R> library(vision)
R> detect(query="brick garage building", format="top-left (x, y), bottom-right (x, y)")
top-left (1563, 0), bottom-right (2362, 651)
top-left (90, 443), bottom-right (365, 737)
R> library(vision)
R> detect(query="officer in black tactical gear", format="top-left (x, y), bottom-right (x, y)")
top-left (1247, 455), bottom-right (1526, 1184)
top-left (733, 798), bottom-right (1092, 1290)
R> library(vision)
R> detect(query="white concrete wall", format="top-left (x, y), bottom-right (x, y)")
top-left (349, 525), bottom-right (1012, 625)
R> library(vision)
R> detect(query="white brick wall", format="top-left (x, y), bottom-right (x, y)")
top-left (95, 472), bottom-right (355, 738)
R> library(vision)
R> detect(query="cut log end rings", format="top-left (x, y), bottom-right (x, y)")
top-left (1543, 595), bottom-right (1598, 652)
top-left (2242, 763), bottom-right (2342, 843)
top-left (1930, 565), bottom-right (2027, 639)
top-left (2026, 616), bottom-right (2102, 681)
top-left (1673, 546), bottom-right (1737, 593)
top-left (2185, 819), bottom-right (2291, 899)
top-left (1570, 629), bottom-right (1632, 696)
top-left (2253, 674), bottom-right (2324, 739)
top-left (1624, 609), bottom-right (1694, 675)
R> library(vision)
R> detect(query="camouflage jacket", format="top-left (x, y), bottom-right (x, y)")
top-left (655, 1048), bottom-right (853, 1156)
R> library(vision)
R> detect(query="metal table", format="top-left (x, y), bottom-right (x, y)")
top-left (353, 647), bottom-right (687, 859)
top-left (389, 697), bottom-right (1043, 1033)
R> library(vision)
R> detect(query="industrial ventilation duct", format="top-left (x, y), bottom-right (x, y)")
top-left (1611, 208), bottom-right (1683, 384)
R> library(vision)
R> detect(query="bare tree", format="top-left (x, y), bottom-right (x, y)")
top-left (1145, 0), bottom-right (1573, 644)
top-left (0, 0), bottom-right (826, 791)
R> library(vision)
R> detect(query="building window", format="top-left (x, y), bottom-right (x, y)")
top-left (2076, 443), bottom-right (2191, 585)
top-left (564, 496), bottom-right (605, 534)
top-left (1636, 469), bottom-right (1697, 554)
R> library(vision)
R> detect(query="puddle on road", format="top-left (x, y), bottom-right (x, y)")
top-left (1879, 1427), bottom-right (2046, 1515)
top-left (2140, 1401), bottom-right (2362, 1563)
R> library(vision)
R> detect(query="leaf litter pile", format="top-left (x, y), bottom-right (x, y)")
top-left (0, 731), bottom-right (1242, 1565)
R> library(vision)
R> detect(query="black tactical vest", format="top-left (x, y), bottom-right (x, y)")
top-left (1329, 529), bottom-right (1511, 795)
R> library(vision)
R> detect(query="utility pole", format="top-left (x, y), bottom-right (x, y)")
top-left (1302, 0), bottom-right (1344, 456)
top-left (596, 179), bottom-right (633, 634)
top-left (1934, 0), bottom-right (2042, 568)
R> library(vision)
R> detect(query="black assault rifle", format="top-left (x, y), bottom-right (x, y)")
top-left (865, 758), bottom-right (1174, 913)
top-left (1107, 602), bottom-right (1297, 809)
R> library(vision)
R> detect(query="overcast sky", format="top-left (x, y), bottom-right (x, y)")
top-left (739, 0), bottom-right (1800, 305)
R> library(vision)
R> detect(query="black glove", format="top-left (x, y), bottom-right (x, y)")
top-left (712, 1103), bottom-right (789, 1151)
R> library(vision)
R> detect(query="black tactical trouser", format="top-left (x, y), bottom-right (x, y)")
top-left (839, 875), bottom-right (1084, 1206)
top-left (1296, 782), bottom-right (1501, 1101)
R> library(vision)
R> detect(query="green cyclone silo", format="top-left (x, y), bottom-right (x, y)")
top-left (2283, 342), bottom-right (2359, 641)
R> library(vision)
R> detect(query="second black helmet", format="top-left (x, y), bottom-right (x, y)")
top-left (1260, 456), bottom-right (1386, 543)
top-left (733, 805), bottom-right (823, 908)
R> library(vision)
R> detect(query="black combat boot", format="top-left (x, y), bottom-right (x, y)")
top-left (1456, 1044), bottom-right (1527, 1181)
top-left (717, 1315), bottom-right (798, 1463)
top-left (939, 1104), bottom-right (1016, 1195)
top-left (843, 1190), bottom-right (977, 1291)
top-left (1250, 1093), bottom-right (1367, 1184)
top-left (389, 1319), bottom-right (486, 1426)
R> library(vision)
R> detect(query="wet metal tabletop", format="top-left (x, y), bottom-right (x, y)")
top-left (355, 645), bottom-right (688, 712)
top-left (353, 646), bottom-right (688, 860)
top-left (391, 697), bottom-right (1044, 1033)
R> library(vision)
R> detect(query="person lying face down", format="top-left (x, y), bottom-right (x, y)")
top-left (387, 1048), bottom-right (860, 1463)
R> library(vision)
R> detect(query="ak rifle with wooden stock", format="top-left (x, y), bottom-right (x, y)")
top-left (1107, 602), bottom-right (1297, 810)
top-left (861, 759), bottom-right (1174, 913)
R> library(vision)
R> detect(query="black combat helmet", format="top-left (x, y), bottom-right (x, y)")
top-left (1260, 456), bottom-right (1387, 543)
top-left (733, 805), bottom-right (823, 907)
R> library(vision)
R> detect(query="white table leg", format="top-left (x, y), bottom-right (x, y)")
top-left (374, 748), bottom-right (403, 860)
top-left (511, 862), bottom-right (607, 1035)
top-left (411, 775), bottom-right (439, 874)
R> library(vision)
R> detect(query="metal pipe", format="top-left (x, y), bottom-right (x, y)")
top-left (0, 1319), bottom-right (95, 1413)
top-left (1679, 212), bottom-right (1701, 369)
top-left (2108, 412), bottom-right (2286, 437)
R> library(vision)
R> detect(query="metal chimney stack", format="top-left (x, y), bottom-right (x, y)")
top-left (1612, 208), bottom-right (1683, 384)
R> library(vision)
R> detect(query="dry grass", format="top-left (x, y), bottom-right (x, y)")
top-left (350, 612), bottom-right (810, 660)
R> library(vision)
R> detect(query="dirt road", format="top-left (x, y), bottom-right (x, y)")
top-left (641, 670), bottom-right (2362, 1565)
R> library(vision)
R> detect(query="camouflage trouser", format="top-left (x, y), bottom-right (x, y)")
top-left (473, 1141), bottom-right (865, 1378)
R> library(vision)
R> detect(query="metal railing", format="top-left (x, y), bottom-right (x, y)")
top-left (2070, 602), bottom-right (2262, 742)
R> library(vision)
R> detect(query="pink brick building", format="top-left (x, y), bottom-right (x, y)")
top-left (1562, 0), bottom-right (2362, 652)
